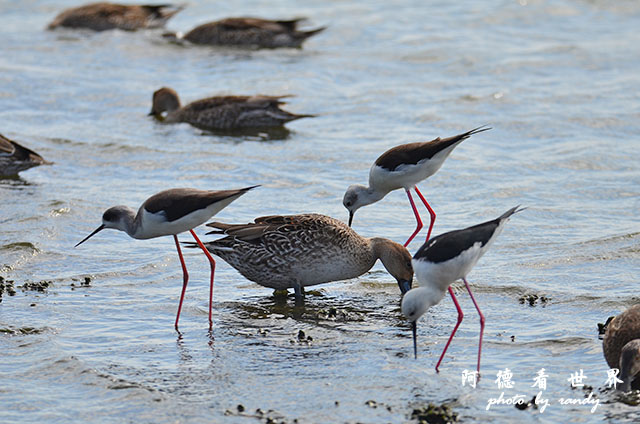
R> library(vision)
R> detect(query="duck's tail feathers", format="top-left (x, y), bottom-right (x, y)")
top-left (267, 109), bottom-right (315, 122)
top-left (286, 112), bottom-right (316, 121)
top-left (297, 26), bottom-right (327, 41)
top-left (143, 4), bottom-right (185, 21)
top-left (276, 17), bottom-right (308, 30)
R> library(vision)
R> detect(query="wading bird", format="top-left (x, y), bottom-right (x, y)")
top-left (75, 186), bottom-right (258, 329)
top-left (401, 206), bottom-right (523, 372)
top-left (343, 126), bottom-right (490, 247)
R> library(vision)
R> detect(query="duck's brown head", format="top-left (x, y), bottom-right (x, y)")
top-left (150, 87), bottom-right (181, 117)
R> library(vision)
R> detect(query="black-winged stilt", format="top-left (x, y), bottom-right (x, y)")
top-left (401, 206), bottom-right (523, 372)
top-left (343, 126), bottom-right (491, 247)
top-left (75, 186), bottom-right (259, 330)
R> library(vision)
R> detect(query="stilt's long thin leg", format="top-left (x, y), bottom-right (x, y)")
top-left (464, 278), bottom-right (485, 373)
top-left (404, 189), bottom-right (424, 247)
top-left (190, 230), bottom-right (216, 329)
top-left (173, 235), bottom-right (189, 331)
top-left (413, 186), bottom-right (436, 242)
top-left (435, 286), bottom-right (464, 372)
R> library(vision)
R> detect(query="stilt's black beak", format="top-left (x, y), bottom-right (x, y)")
top-left (412, 321), bottom-right (417, 359)
top-left (397, 279), bottom-right (412, 294)
top-left (348, 211), bottom-right (354, 227)
top-left (75, 224), bottom-right (105, 247)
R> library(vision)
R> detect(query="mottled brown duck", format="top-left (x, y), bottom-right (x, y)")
top-left (149, 87), bottom-right (314, 131)
top-left (603, 304), bottom-right (640, 391)
top-left (192, 213), bottom-right (413, 298)
top-left (48, 2), bottom-right (182, 31)
top-left (0, 134), bottom-right (50, 177)
top-left (177, 17), bottom-right (325, 49)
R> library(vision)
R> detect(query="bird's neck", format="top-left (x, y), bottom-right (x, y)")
top-left (119, 207), bottom-right (139, 237)
top-left (370, 237), bottom-right (403, 268)
top-left (361, 186), bottom-right (386, 206)
top-left (370, 237), bottom-right (392, 258)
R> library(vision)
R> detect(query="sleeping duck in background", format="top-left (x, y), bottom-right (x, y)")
top-left (165, 17), bottom-right (325, 49)
top-left (0, 134), bottom-right (51, 177)
top-left (48, 2), bottom-right (182, 32)
top-left (149, 87), bottom-right (314, 131)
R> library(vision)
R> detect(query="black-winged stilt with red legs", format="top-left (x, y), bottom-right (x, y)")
top-left (75, 186), bottom-right (259, 330)
top-left (343, 126), bottom-right (491, 247)
top-left (401, 206), bottom-right (523, 372)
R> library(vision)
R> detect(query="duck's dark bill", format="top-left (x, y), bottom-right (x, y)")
top-left (398, 279), bottom-right (411, 294)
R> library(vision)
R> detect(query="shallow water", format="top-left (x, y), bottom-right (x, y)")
top-left (1, 0), bottom-right (640, 422)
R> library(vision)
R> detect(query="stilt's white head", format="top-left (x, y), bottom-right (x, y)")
top-left (100, 206), bottom-right (136, 231)
top-left (75, 205), bottom-right (135, 247)
top-left (343, 184), bottom-right (378, 227)
top-left (401, 286), bottom-right (437, 323)
top-left (401, 286), bottom-right (442, 359)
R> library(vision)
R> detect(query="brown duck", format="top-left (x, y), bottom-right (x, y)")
top-left (149, 87), bottom-right (314, 131)
top-left (0, 134), bottom-right (51, 177)
top-left (603, 304), bottom-right (640, 391)
top-left (177, 17), bottom-right (325, 49)
top-left (48, 2), bottom-right (182, 31)
top-left (191, 213), bottom-right (413, 298)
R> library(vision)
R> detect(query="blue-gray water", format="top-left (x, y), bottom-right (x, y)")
top-left (1, 0), bottom-right (639, 422)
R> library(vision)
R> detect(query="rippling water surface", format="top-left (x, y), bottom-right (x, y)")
top-left (2, 0), bottom-right (640, 422)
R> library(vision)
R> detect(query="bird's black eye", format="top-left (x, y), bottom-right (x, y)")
top-left (345, 201), bottom-right (352, 207)
top-left (103, 210), bottom-right (116, 222)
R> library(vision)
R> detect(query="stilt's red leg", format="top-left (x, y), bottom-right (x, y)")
top-left (463, 278), bottom-right (485, 373)
top-left (413, 186), bottom-right (436, 242)
top-left (190, 230), bottom-right (216, 329)
top-left (435, 286), bottom-right (464, 372)
top-left (173, 235), bottom-right (189, 331)
top-left (404, 189), bottom-right (423, 247)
